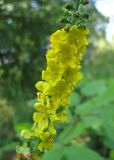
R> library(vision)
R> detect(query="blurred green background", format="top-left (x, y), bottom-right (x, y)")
top-left (0, 0), bottom-right (114, 160)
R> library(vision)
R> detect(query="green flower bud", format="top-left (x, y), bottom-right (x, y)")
top-left (74, 11), bottom-right (80, 18)
top-left (59, 17), bottom-right (70, 24)
top-left (81, 12), bottom-right (89, 18)
top-left (65, 3), bottom-right (74, 10)
top-left (78, 23), bottom-right (87, 29)
top-left (64, 25), bottom-right (71, 32)
top-left (80, 0), bottom-right (89, 5)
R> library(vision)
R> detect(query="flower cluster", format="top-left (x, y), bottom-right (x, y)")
top-left (21, 25), bottom-right (89, 154)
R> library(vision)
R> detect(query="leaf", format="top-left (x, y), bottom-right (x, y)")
top-left (81, 80), bottom-right (107, 96)
top-left (65, 145), bottom-right (103, 160)
top-left (76, 79), bottom-right (114, 116)
top-left (14, 123), bottom-right (32, 131)
top-left (43, 144), bottom-right (65, 160)
top-left (110, 150), bottom-right (114, 160)
top-left (70, 92), bottom-right (79, 106)
top-left (82, 115), bottom-right (103, 131)
top-left (99, 105), bottom-right (114, 140)
top-left (0, 142), bottom-right (17, 152)
top-left (104, 137), bottom-right (114, 149)
top-left (59, 122), bottom-right (86, 144)
top-left (98, 105), bottom-right (114, 148)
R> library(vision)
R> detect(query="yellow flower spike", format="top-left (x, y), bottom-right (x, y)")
top-left (21, 25), bottom-right (89, 156)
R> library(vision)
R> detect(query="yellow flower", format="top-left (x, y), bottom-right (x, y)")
top-left (48, 123), bottom-right (56, 135)
top-left (57, 112), bottom-right (68, 123)
top-left (33, 112), bottom-right (49, 131)
top-left (21, 129), bottom-right (32, 139)
top-left (42, 60), bottom-right (64, 85)
top-left (50, 29), bottom-right (67, 49)
top-left (63, 66), bottom-right (82, 84)
top-left (33, 106), bottom-right (59, 133)
top-left (35, 81), bottom-right (49, 94)
top-left (38, 132), bottom-right (54, 151)
top-left (67, 25), bottom-right (89, 45)
top-left (55, 42), bottom-right (77, 68)
top-left (48, 79), bottom-right (72, 106)
top-left (34, 101), bottom-right (57, 114)
top-left (46, 49), bottom-right (56, 60)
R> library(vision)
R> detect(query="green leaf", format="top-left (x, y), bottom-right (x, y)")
top-left (104, 137), bottom-right (114, 149)
top-left (81, 80), bottom-right (107, 96)
top-left (65, 145), bottom-right (103, 160)
top-left (98, 105), bottom-right (114, 148)
top-left (110, 150), bottom-right (114, 160)
top-left (0, 142), bottom-right (17, 152)
top-left (70, 92), bottom-right (79, 106)
top-left (14, 123), bottom-right (32, 131)
top-left (99, 105), bottom-right (114, 140)
top-left (82, 115), bottom-right (103, 131)
top-left (76, 79), bottom-right (114, 116)
top-left (59, 122), bottom-right (86, 144)
top-left (43, 144), bottom-right (65, 160)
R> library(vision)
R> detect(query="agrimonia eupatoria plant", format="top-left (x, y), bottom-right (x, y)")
top-left (17, 0), bottom-right (90, 159)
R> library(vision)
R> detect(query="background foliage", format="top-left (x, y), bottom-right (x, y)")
top-left (0, 0), bottom-right (114, 160)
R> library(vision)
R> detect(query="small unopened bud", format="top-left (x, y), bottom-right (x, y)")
top-left (64, 24), bottom-right (71, 32)
top-left (74, 11), bottom-right (80, 18)
top-left (80, 0), bottom-right (89, 5)
top-left (59, 17), bottom-right (69, 24)
top-left (81, 12), bottom-right (89, 18)
top-left (77, 23), bottom-right (87, 29)
top-left (65, 3), bottom-right (74, 10)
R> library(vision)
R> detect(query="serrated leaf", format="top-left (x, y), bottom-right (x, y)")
top-left (76, 79), bottom-right (114, 116)
top-left (98, 105), bottom-right (114, 148)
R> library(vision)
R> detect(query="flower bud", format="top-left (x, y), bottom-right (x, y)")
top-left (65, 3), bottom-right (74, 10)
top-left (80, 0), bottom-right (89, 5)
top-left (59, 17), bottom-right (69, 24)
top-left (74, 11), bottom-right (80, 18)
top-left (81, 12), bottom-right (89, 18)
